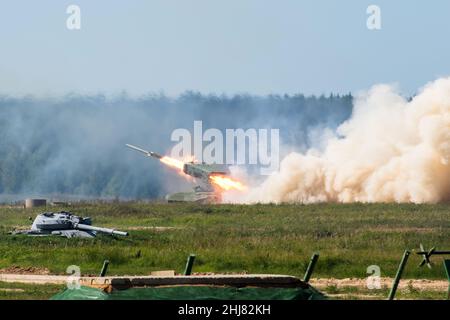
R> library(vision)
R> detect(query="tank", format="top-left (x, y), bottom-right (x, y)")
top-left (12, 211), bottom-right (129, 238)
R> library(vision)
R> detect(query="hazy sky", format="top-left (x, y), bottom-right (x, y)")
top-left (0, 0), bottom-right (449, 96)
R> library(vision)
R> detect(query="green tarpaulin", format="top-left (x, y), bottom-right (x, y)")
top-left (51, 285), bottom-right (326, 300)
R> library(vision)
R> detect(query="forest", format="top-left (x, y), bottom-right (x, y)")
top-left (0, 92), bottom-right (352, 199)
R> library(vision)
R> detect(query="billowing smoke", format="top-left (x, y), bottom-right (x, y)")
top-left (240, 77), bottom-right (450, 204)
top-left (0, 92), bottom-right (352, 201)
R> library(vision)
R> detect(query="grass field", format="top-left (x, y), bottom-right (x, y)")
top-left (0, 202), bottom-right (449, 299)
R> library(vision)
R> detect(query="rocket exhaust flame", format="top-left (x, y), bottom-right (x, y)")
top-left (210, 174), bottom-right (247, 191)
top-left (160, 156), bottom-right (184, 171)
top-left (158, 155), bottom-right (247, 192)
top-left (127, 144), bottom-right (247, 195)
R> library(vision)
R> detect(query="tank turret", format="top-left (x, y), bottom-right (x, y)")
top-left (12, 211), bottom-right (129, 238)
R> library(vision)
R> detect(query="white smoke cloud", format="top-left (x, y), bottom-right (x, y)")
top-left (240, 77), bottom-right (450, 204)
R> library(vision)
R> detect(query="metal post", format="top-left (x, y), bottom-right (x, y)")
top-left (184, 254), bottom-right (196, 276)
top-left (388, 250), bottom-right (410, 300)
top-left (443, 260), bottom-right (450, 300)
top-left (303, 252), bottom-right (320, 283)
top-left (99, 260), bottom-right (110, 277)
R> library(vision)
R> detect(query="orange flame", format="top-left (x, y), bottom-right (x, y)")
top-left (160, 156), bottom-right (184, 171)
top-left (159, 156), bottom-right (247, 192)
top-left (210, 174), bottom-right (247, 191)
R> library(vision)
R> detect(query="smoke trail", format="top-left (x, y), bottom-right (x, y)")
top-left (242, 77), bottom-right (450, 204)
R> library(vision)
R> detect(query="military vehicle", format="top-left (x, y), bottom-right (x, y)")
top-left (126, 144), bottom-right (232, 203)
top-left (12, 211), bottom-right (129, 238)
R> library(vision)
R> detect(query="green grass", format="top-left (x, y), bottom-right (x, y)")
top-left (0, 202), bottom-right (449, 299)
top-left (0, 281), bottom-right (63, 300)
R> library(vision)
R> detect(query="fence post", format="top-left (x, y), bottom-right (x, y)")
top-left (99, 260), bottom-right (110, 277)
top-left (303, 252), bottom-right (320, 283)
top-left (184, 254), bottom-right (196, 276)
top-left (388, 250), bottom-right (410, 300)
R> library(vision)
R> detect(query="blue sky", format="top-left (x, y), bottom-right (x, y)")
top-left (0, 0), bottom-right (449, 96)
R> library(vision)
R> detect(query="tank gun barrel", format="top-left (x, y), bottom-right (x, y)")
top-left (76, 223), bottom-right (129, 236)
top-left (126, 144), bottom-right (162, 159)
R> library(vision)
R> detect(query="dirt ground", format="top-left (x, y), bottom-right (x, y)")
top-left (310, 277), bottom-right (448, 291)
top-left (0, 267), bottom-right (446, 291)
top-left (0, 265), bottom-right (50, 275)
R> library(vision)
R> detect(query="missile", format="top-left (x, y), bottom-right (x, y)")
top-left (126, 144), bottom-right (162, 159)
